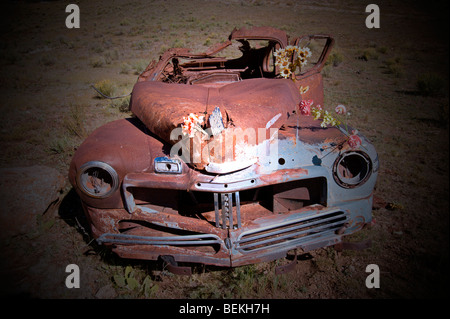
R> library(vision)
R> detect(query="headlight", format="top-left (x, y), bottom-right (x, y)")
top-left (332, 151), bottom-right (372, 188)
top-left (77, 161), bottom-right (119, 198)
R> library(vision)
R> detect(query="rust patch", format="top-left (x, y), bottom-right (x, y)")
top-left (259, 168), bottom-right (309, 184)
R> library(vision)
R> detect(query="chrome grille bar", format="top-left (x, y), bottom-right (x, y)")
top-left (214, 192), bottom-right (242, 229)
top-left (236, 210), bottom-right (348, 252)
top-left (97, 233), bottom-right (222, 246)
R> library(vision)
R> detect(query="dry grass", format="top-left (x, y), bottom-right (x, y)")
top-left (0, 0), bottom-right (448, 299)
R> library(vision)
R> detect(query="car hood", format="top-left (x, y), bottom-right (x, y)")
top-left (130, 78), bottom-right (346, 172)
top-left (130, 78), bottom-right (298, 141)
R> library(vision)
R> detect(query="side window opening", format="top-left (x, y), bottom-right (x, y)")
top-left (291, 35), bottom-right (334, 78)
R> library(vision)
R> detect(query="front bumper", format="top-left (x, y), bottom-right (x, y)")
top-left (86, 194), bottom-right (371, 267)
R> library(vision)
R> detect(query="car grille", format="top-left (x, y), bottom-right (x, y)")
top-left (235, 210), bottom-right (348, 252)
top-left (214, 192), bottom-right (242, 229)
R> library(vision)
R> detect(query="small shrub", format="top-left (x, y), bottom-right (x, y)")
top-left (171, 39), bottom-right (185, 48)
top-left (64, 104), bottom-right (87, 138)
top-left (89, 43), bottom-right (104, 53)
top-left (89, 56), bottom-right (106, 68)
top-left (120, 62), bottom-right (132, 74)
top-left (203, 38), bottom-right (212, 46)
top-left (359, 48), bottom-right (378, 61)
top-left (49, 137), bottom-right (71, 154)
top-left (383, 58), bottom-right (403, 77)
top-left (120, 18), bottom-right (131, 26)
top-left (322, 64), bottom-right (332, 78)
top-left (93, 79), bottom-right (116, 98)
top-left (132, 40), bottom-right (148, 50)
top-left (112, 266), bottom-right (159, 298)
top-left (384, 57), bottom-right (402, 65)
top-left (128, 25), bottom-right (145, 36)
top-left (104, 49), bottom-right (119, 62)
top-left (386, 64), bottom-right (403, 77)
top-left (416, 73), bottom-right (445, 97)
top-left (377, 46), bottom-right (388, 54)
top-left (326, 52), bottom-right (344, 67)
top-left (158, 44), bottom-right (170, 55)
top-left (58, 36), bottom-right (75, 49)
top-left (132, 60), bottom-right (148, 75)
top-left (110, 95), bottom-right (131, 112)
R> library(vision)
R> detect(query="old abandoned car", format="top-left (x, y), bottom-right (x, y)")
top-left (69, 26), bottom-right (379, 273)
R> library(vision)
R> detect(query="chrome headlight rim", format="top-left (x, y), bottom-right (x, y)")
top-left (77, 161), bottom-right (119, 199)
top-left (332, 150), bottom-right (373, 189)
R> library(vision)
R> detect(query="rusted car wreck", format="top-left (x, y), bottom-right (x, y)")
top-left (69, 27), bottom-right (378, 273)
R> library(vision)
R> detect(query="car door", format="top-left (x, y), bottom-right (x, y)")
top-left (289, 35), bottom-right (335, 107)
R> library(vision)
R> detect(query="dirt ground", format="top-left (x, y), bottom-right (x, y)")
top-left (0, 0), bottom-right (448, 301)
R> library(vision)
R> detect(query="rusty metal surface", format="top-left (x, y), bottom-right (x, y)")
top-left (81, 189), bottom-right (371, 267)
top-left (160, 256), bottom-right (192, 276)
top-left (129, 27), bottom-right (337, 170)
top-left (68, 26), bottom-right (379, 269)
top-left (274, 250), bottom-right (298, 275)
top-left (229, 26), bottom-right (289, 47)
top-left (130, 78), bottom-right (298, 144)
